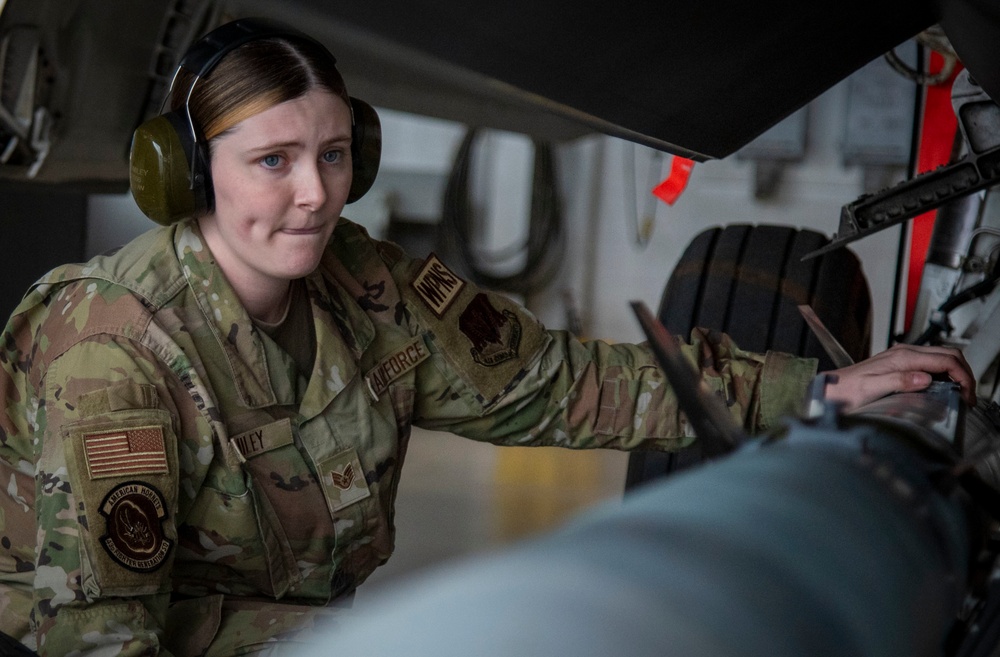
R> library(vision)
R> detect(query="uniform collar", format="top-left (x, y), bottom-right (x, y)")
top-left (175, 220), bottom-right (276, 408)
top-left (299, 262), bottom-right (375, 419)
top-left (174, 220), bottom-right (374, 414)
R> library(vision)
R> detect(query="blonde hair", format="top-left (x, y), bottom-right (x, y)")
top-left (171, 36), bottom-right (350, 144)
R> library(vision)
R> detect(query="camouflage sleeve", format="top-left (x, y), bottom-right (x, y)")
top-left (387, 248), bottom-right (817, 450)
top-left (412, 321), bottom-right (817, 451)
top-left (29, 335), bottom-right (189, 657)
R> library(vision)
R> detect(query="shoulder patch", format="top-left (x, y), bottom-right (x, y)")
top-left (411, 253), bottom-right (465, 317)
top-left (459, 293), bottom-right (522, 367)
top-left (400, 256), bottom-right (550, 407)
top-left (64, 408), bottom-right (178, 595)
top-left (83, 426), bottom-right (168, 478)
top-left (99, 481), bottom-right (173, 572)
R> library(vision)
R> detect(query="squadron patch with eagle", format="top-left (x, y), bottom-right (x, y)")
top-left (98, 481), bottom-right (173, 572)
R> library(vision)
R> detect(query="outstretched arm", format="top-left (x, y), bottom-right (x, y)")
top-left (823, 343), bottom-right (976, 410)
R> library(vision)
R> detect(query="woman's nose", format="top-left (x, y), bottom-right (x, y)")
top-left (295, 163), bottom-right (327, 210)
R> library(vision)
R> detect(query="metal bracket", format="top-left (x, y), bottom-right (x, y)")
top-left (805, 69), bottom-right (1000, 260)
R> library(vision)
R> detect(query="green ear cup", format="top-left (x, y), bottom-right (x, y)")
top-left (129, 114), bottom-right (204, 225)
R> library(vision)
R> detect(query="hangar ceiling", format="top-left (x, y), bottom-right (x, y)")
top-left (1, 0), bottom-right (998, 185)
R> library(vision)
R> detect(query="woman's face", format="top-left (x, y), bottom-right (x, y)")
top-left (200, 89), bottom-right (353, 291)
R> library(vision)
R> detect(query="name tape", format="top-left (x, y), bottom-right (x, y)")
top-left (364, 337), bottom-right (430, 401)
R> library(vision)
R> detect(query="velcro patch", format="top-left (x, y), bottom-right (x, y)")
top-left (316, 449), bottom-right (371, 513)
top-left (84, 426), bottom-right (169, 479)
top-left (400, 262), bottom-right (551, 406)
top-left (66, 409), bottom-right (178, 595)
top-left (99, 481), bottom-right (173, 572)
top-left (460, 293), bottom-right (522, 367)
top-left (411, 253), bottom-right (465, 317)
top-left (229, 418), bottom-right (295, 460)
top-left (364, 336), bottom-right (430, 400)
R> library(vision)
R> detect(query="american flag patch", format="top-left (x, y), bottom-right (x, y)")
top-left (83, 426), bottom-right (169, 479)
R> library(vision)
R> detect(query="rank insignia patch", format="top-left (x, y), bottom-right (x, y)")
top-left (459, 293), bottom-right (522, 366)
top-left (99, 481), bottom-right (173, 572)
top-left (83, 426), bottom-right (168, 479)
top-left (412, 253), bottom-right (465, 318)
top-left (331, 463), bottom-right (357, 489)
top-left (317, 449), bottom-right (371, 513)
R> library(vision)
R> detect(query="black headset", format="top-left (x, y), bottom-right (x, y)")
top-left (129, 17), bottom-right (381, 226)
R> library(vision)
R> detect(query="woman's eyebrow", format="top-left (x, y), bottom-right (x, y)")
top-left (246, 133), bottom-right (352, 153)
top-left (246, 140), bottom-right (304, 153)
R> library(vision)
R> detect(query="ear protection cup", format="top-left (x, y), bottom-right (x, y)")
top-left (347, 97), bottom-right (381, 203)
top-left (129, 17), bottom-right (381, 225)
top-left (130, 113), bottom-right (213, 226)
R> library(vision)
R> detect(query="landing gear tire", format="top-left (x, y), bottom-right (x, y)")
top-left (625, 224), bottom-right (873, 489)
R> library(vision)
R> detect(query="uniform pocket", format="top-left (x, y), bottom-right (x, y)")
top-left (175, 480), bottom-right (294, 598)
top-left (594, 373), bottom-right (676, 441)
top-left (594, 378), bottom-right (636, 437)
top-left (164, 594), bottom-right (224, 656)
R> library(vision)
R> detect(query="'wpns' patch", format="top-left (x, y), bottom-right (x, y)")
top-left (412, 253), bottom-right (465, 317)
top-left (99, 481), bottom-right (173, 572)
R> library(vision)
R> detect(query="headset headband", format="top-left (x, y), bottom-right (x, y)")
top-left (179, 18), bottom-right (335, 82)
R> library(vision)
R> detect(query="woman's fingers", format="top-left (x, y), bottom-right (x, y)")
top-left (823, 344), bottom-right (976, 410)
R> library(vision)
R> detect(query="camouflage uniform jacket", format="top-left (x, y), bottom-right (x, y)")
top-left (0, 218), bottom-right (817, 655)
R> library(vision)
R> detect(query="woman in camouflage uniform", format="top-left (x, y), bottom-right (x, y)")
top-left (0, 17), bottom-right (975, 657)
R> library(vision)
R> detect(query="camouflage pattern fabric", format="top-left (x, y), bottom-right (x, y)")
top-left (0, 218), bottom-right (817, 655)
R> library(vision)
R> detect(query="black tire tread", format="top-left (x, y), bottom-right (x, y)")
top-left (626, 223), bottom-right (872, 490)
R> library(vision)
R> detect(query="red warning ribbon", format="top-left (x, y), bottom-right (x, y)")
top-left (651, 155), bottom-right (694, 205)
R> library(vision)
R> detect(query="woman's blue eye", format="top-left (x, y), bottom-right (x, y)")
top-left (322, 150), bottom-right (341, 164)
top-left (262, 154), bottom-right (281, 167)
